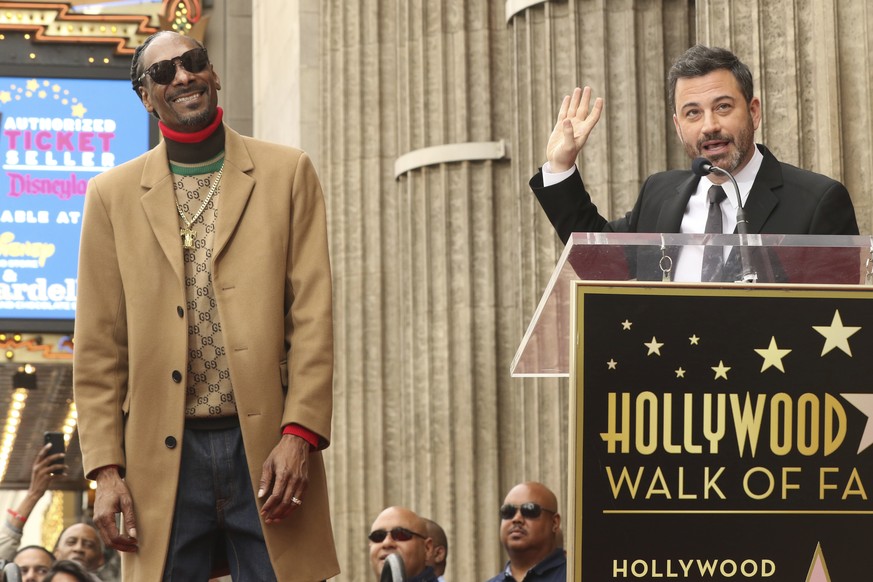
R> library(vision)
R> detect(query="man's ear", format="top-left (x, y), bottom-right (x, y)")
top-left (211, 65), bottom-right (221, 91)
top-left (138, 86), bottom-right (155, 116)
top-left (433, 545), bottom-right (447, 564)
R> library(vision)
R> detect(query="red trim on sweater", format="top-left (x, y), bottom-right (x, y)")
top-left (283, 424), bottom-right (319, 449)
top-left (158, 107), bottom-right (223, 143)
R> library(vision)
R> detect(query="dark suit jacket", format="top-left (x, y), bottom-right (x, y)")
top-left (530, 145), bottom-right (859, 281)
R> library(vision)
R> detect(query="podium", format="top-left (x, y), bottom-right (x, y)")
top-left (513, 233), bottom-right (873, 581)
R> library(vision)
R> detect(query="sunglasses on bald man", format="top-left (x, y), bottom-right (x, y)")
top-left (138, 47), bottom-right (210, 86)
top-left (368, 527), bottom-right (427, 543)
top-left (499, 502), bottom-right (556, 520)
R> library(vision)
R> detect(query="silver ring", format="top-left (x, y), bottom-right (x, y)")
top-left (291, 496), bottom-right (303, 506)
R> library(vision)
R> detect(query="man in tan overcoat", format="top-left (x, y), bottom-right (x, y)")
top-left (73, 31), bottom-right (338, 581)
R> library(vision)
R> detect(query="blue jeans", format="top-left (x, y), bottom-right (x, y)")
top-left (162, 424), bottom-right (277, 581)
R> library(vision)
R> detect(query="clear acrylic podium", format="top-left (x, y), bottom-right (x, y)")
top-left (511, 232), bottom-right (872, 377)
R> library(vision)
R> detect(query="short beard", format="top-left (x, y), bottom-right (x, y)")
top-left (682, 115), bottom-right (755, 174)
top-left (178, 108), bottom-right (213, 128)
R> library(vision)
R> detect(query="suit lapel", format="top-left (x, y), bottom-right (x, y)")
top-left (656, 173), bottom-right (697, 232)
top-left (213, 127), bottom-right (255, 260)
top-left (140, 142), bottom-right (186, 284)
top-left (738, 145), bottom-right (781, 234)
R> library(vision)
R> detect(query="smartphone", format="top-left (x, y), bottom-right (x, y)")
top-left (44, 432), bottom-right (65, 475)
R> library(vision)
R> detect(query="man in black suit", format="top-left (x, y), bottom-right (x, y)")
top-left (531, 45), bottom-right (858, 282)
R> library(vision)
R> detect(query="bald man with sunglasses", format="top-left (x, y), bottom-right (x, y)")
top-left (486, 482), bottom-right (565, 582)
top-left (369, 507), bottom-right (438, 581)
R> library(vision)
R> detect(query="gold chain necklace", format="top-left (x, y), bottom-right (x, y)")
top-left (176, 166), bottom-right (223, 249)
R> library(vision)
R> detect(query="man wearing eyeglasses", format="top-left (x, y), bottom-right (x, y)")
top-left (369, 507), bottom-right (438, 581)
top-left (74, 30), bottom-right (338, 582)
top-left (486, 482), bottom-right (566, 582)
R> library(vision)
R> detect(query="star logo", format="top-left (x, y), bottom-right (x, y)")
top-left (644, 337), bottom-right (663, 356)
top-left (805, 542), bottom-right (832, 582)
top-left (840, 394), bottom-right (873, 454)
top-left (71, 102), bottom-right (88, 118)
top-left (754, 336), bottom-right (792, 373)
top-left (712, 360), bottom-right (730, 380)
top-left (813, 309), bottom-right (860, 356)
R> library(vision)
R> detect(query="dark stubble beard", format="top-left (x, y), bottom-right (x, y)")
top-left (178, 107), bottom-right (213, 128)
top-left (683, 114), bottom-right (756, 174)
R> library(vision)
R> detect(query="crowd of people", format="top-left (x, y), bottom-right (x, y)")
top-left (4, 438), bottom-right (563, 581)
top-left (0, 443), bottom-right (118, 582)
top-left (366, 481), bottom-right (564, 581)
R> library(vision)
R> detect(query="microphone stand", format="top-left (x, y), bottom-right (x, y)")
top-left (707, 167), bottom-right (757, 283)
top-left (691, 158), bottom-right (757, 284)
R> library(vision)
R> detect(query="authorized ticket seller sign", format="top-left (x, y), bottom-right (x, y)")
top-left (569, 283), bottom-right (873, 582)
top-left (0, 76), bottom-right (149, 327)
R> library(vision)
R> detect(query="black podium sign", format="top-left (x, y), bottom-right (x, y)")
top-left (570, 283), bottom-right (873, 582)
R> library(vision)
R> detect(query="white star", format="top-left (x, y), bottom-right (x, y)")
top-left (813, 310), bottom-right (860, 356)
top-left (675, 367), bottom-right (686, 378)
top-left (754, 336), bottom-right (792, 373)
top-left (607, 359), bottom-right (617, 370)
top-left (621, 320), bottom-right (632, 330)
top-left (712, 360), bottom-right (730, 380)
top-left (689, 335), bottom-right (700, 345)
top-left (841, 394), bottom-right (873, 454)
top-left (644, 337), bottom-right (663, 356)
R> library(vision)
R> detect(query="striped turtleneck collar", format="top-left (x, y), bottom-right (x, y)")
top-left (160, 107), bottom-right (225, 165)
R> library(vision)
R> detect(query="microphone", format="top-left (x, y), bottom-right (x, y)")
top-left (691, 157), bottom-right (757, 283)
top-left (381, 553), bottom-right (407, 582)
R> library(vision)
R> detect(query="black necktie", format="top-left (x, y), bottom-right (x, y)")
top-left (702, 185), bottom-right (727, 282)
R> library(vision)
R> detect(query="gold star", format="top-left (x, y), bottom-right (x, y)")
top-left (621, 320), bottom-right (632, 330)
top-left (0, 91), bottom-right (10, 104)
top-left (712, 360), bottom-right (730, 380)
top-left (607, 359), bottom-right (617, 370)
top-left (26, 78), bottom-right (39, 91)
top-left (754, 336), bottom-right (792, 373)
top-left (644, 337), bottom-right (664, 356)
top-left (813, 309), bottom-right (860, 356)
top-left (675, 367), bottom-right (686, 378)
top-left (689, 334), bottom-right (700, 345)
top-left (71, 102), bottom-right (87, 117)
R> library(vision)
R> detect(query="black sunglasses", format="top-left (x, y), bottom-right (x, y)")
top-left (499, 502), bottom-right (556, 520)
top-left (138, 47), bottom-right (210, 86)
top-left (368, 527), bottom-right (426, 543)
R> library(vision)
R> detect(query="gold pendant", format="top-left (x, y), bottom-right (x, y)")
top-left (181, 228), bottom-right (195, 249)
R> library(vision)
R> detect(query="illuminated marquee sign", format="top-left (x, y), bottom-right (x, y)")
top-left (0, 76), bottom-right (150, 327)
top-left (571, 284), bottom-right (873, 581)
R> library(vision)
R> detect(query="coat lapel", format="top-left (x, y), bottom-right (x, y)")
top-left (656, 173), bottom-right (697, 233)
top-left (137, 127), bottom-right (256, 284)
top-left (139, 142), bottom-right (186, 284)
top-left (213, 127), bottom-right (255, 260)
top-left (738, 145), bottom-right (781, 234)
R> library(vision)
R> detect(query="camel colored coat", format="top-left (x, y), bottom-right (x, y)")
top-left (73, 126), bottom-right (339, 581)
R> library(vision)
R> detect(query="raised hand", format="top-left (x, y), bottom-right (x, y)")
top-left (545, 86), bottom-right (604, 173)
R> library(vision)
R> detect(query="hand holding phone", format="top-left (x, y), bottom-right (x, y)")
top-left (43, 432), bottom-right (66, 475)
